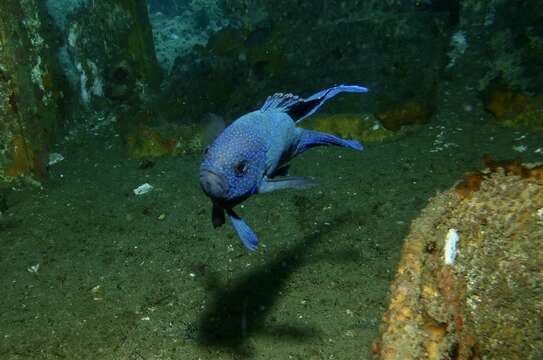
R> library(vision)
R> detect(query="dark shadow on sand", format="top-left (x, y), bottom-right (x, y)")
top-left (194, 214), bottom-right (353, 356)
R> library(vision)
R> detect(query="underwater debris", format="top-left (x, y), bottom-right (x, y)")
top-left (443, 228), bottom-right (459, 266)
top-left (512, 144), bottom-right (527, 152)
top-left (374, 158), bottom-right (543, 360)
top-left (48, 153), bottom-right (64, 166)
top-left (27, 263), bottom-right (40, 273)
top-left (133, 183), bottom-right (154, 196)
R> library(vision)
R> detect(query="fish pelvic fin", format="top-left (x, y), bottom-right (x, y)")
top-left (226, 208), bottom-right (259, 251)
top-left (259, 84), bottom-right (368, 123)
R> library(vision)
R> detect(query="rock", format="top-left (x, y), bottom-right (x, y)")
top-left (483, 86), bottom-right (543, 130)
top-left (375, 100), bottom-right (433, 131)
top-left (373, 157), bottom-right (543, 360)
top-left (0, 0), bottom-right (63, 186)
top-left (301, 113), bottom-right (398, 143)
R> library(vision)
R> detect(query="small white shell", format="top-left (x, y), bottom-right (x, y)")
top-left (48, 153), bottom-right (64, 166)
top-left (133, 183), bottom-right (154, 195)
top-left (444, 228), bottom-right (459, 265)
top-left (512, 145), bottom-right (527, 153)
top-left (27, 264), bottom-right (40, 273)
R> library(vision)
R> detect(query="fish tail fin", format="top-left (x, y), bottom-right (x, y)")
top-left (260, 84), bottom-right (368, 123)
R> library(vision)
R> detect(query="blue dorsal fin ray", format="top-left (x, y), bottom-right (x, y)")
top-left (260, 93), bottom-right (302, 113)
top-left (260, 84), bottom-right (368, 123)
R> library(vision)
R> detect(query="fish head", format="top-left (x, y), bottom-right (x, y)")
top-left (199, 127), bottom-right (267, 204)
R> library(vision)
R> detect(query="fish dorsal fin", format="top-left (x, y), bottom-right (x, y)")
top-left (259, 84), bottom-right (369, 123)
top-left (260, 92), bottom-right (302, 113)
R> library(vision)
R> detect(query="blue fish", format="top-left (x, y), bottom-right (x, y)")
top-left (199, 84), bottom-right (368, 251)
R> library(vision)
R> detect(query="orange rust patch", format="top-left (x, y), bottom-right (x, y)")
top-left (483, 154), bottom-right (526, 177)
top-left (6, 135), bottom-right (33, 177)
top-left (456, 154), bottom-right (543, 198)
top-left (455, 172), bottom-right (485, 198)
top-left (484, 87), bottom-right (527, 120)
top-left (376, 100), bottom-right (432, 131)
top-left (125, 126), bottom-right (174, 158)
top-left (423, 320), bottom-right (447, 360)
top-left (527, 165), bottom-right (543, 181)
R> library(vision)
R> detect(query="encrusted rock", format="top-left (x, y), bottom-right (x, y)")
top-left (374, 162), bottom-right (543, 360)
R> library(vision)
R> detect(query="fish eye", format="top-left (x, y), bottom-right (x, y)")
top-left (234, 160), bottom-right (248, 177)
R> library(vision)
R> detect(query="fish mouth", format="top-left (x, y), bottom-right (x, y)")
top-left (199, 169), bottom-right (228, 200)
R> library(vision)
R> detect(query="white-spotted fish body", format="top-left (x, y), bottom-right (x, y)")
top-left (200, 85), bottom-right (368, 250)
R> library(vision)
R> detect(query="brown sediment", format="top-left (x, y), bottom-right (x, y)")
top-left (455, 154), bottom-right (543, 198)
top-left (455, 172), bottom-right (484, 198)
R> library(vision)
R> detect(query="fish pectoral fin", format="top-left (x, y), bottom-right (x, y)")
top-left (226, 209), bottom-right (259, 251)
top-left (212, 202), bottom-right (225, 228)
top-left (269, 164), bottom-right (290, 178)
top-left (258, 176), bottom-right (318, 193)
top-left (295, 129), bottom-right (363, 156)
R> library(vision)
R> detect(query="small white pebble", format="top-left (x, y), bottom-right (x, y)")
top-left (27, 264), bottom-right (40, 273)
top-left (513, 145), bottom-right (527, 153)
top-left (48, 153), bottom-right (64, 166)
top-left (133, 183), bottom-right (153, 196)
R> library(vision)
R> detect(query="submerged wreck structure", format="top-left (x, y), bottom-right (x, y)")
top-left (373, 158), bottom-right (543, 360)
